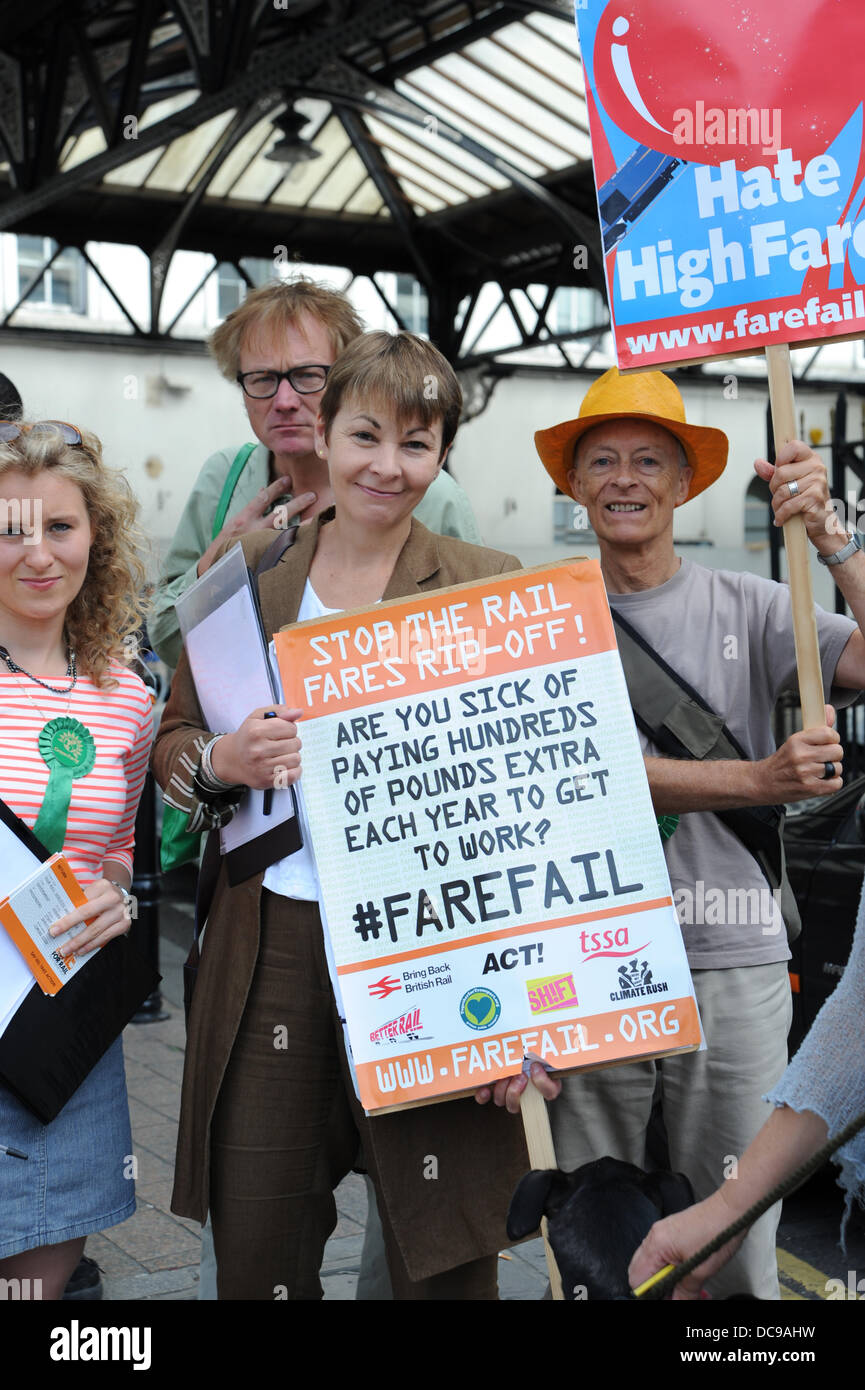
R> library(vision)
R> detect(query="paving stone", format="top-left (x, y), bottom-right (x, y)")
top-left (130, 1151), bottom-right (176, 1190)
top-left (333, 1173), bottom-right (369, 1224)
top-left (107, 1205), bottom-right (199, 1264)
top-left (127, 1097), bottom-right (168, 1129)
top-left (332, 1211), bottom-right (365, 1240)
top-left (320, 1233), bottom-right (364, 1270)
top-left (143, 1248), bottom-right (201, 1272)
top-left (321, 1272), bottom-right (359, 1300)
top-left (105, 1266), bottom-right (200, 1301)
top-left (126, 1075), bottom-right (183, 1121)
top-left (83, 1232), bottom-right (147, 1278)
top-left (133, 1121), bottom-right (180, 1164)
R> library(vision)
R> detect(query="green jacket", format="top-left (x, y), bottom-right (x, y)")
top-left (149, 441), bottom-right (483, 667)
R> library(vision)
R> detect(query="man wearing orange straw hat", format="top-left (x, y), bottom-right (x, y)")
top-left (530, 366), bottom-right (865, 1298)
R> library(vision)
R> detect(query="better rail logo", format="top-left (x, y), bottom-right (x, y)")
top-left (369, 1006), bottom-right (430, 1046)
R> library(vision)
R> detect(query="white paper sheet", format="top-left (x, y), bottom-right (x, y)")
top-left (182, 576), bottom-right (298, 854)
top-left (0, 820), bottom-right (42, 1037)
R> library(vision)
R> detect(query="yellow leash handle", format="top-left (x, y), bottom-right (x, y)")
top-left (631, 1263), bottom-right (675, 1299)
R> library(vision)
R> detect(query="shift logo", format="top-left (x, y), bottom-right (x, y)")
top-left (526, 972), bottom-right (578, 1016)
top-left (459, 987), bottom-right (501, 1031)
top-left (370, 1007), bottom-right (430, 1046)
top-left (610, 958), bottom-right (669, 1002)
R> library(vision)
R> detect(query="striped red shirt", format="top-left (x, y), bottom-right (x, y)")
top-left (0, 663), bottom-right (154, 885)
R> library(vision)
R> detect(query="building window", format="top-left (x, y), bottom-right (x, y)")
top-left (17, 236), bottom-right (87, 312)
top-left (217, 264), bottom-right (247, 320)
top-left (217, 259), bottom-right (284, 320)
top-left (745, 476), bottom-right (771, 548)
top-left (395, 274), bottom-right (428, 334)
top-left (554, 287), bottom-right (604, 336)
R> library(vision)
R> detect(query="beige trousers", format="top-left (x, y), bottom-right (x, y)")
top-left (550, 961), bottom-right (793, 1300)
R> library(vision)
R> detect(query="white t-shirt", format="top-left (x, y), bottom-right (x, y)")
top-left (262, 578), bottom-right (341, 902)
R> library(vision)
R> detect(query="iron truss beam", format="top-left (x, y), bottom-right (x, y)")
top-left (303, 58), bottom-right (604, 280)
top-left (0, 0), bottom-right (413, 227)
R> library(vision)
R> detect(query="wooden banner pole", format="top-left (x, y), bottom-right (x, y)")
top-left (519, 1079), bottom-right (565, 1300)
top-left (764, 344), bottom-right (826, 729)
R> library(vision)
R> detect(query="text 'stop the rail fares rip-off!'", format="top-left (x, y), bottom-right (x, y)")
top-left (275, 560), bottom-right (701, 1112)
top-left (575, 0), bottom-right (865, 368)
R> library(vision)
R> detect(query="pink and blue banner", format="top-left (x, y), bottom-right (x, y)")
top-left (574, 1), bottom-right (865, 368)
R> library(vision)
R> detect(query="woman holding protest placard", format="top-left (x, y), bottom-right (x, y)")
top-left (153, 331), bottom-right (560, 1299)
top-left (0, 421), bottom-right (152, 1297)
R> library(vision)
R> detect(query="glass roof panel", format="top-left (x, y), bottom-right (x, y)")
top-left (469, 31), bottom-right (589, 148)
top-left (64, 11), bottom-right (591, 240)
top-left (59, 126), bottom-right (107, 171)
top-left (137, 91), bottom-right (202, 131)
top-left (395, 73), bottom-right (548, 179)
top-left (434, 52), bottom-right (580, 166)
top-left (365, 114), bottom-right (499, 199)
top-left (375, 148), bottom-right (463, 207)
top-left (104, 147), bottom-right (169, 186)
top-left (500, 17), bottom-right (586, 95)
top-left (397, 176), bottom-right (447, 214)
top-left (145, 111), bottom-right (236, 191)
top-left (206, 116), bottom-right (278, 198)
top-left (342, 181), bottom-right (386, 215)
top-left (308, 150), bottom-right (375, 212)
top-left (268, 116), bottom-right (353, 206)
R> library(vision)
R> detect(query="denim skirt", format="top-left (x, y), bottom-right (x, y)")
top-left (0, 1037), bottom-right (135, 1257)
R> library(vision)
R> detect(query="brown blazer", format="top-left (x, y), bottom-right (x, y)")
top-left (152, 512), bottom-right (531, 1280)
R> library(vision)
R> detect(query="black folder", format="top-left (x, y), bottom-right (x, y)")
top-left (0, 798), bottom-right (160, 1124)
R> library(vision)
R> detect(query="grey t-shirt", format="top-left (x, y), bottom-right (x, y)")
top-left (608, 559), bottom-right (857, 970)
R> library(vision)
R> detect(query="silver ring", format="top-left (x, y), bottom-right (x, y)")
top-left (787, 479), bottom-right (800, 498)
top-left (822, 761), bottom-right (835, 780)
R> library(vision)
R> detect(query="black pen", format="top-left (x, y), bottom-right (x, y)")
top-left (263, 710), bottom-right (277, 815)
top-left (0, 1144), bottom-right (28, 1160)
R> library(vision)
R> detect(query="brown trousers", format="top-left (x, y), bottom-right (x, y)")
top-left (208, 891), bottom-right (497, 1300)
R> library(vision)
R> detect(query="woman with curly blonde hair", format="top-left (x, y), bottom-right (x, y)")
top-left (0, 421), bottom-right (153, 1298)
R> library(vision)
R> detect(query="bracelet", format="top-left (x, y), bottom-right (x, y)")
top-left (192, 737), bottom-right (245, 810)
top-left (817, 531), bottom-right (864, 566)
top-left (109, 880), bottom-right (135, 925)
top-left (198, 735), bottom-right (237, 791)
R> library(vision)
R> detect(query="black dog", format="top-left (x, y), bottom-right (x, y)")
top-left (507, 1156), bottom-right (695, 1300)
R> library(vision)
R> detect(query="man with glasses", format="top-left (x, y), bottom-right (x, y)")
top-left (150, 278), bottom-right (478, 1299)
top-left (150, 279), bottom-right (481, 669)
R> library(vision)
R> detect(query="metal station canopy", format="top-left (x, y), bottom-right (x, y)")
top-left (0, 0), bottom-right (607, 365)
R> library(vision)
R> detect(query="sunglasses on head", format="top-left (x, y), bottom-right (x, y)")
top-left (0, 420), bottom-right (82, 444)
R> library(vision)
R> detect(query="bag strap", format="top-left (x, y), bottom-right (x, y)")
top-left (193, 523), bottom-right (301, 943)
top-left (611, 608), bottom-right (799, 935)
top-left (211, 443), bottom-right (257, 542)
top-left (612, 608), bottom-right (749, 763)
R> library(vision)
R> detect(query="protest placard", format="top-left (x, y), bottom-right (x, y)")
top-left (575, 1), bottom-right (865, 370)
top-left (274, 560), bottom-right (700, 1113)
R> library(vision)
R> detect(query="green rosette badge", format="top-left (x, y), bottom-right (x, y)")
top-left (657, 813), bottom-right (679, 842)
top-left (33, 717), bottom-right (96, 853)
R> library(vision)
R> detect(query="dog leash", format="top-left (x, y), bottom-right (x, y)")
top-left (631, 1104), bottom-right (865, 1300)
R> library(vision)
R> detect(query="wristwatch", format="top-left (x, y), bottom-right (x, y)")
top-left (818, 532), bottom-right (864, 566)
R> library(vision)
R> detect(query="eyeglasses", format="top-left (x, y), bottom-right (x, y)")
top-left (236, 366), bottom-right (330, 399)
top-left (0, 420), bottom-right (82, 444)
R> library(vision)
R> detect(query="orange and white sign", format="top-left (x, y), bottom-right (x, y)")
top-left (0, 853), bottom-right (89, 995)
top-left (275, 560), bottom-right (700, 1111)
